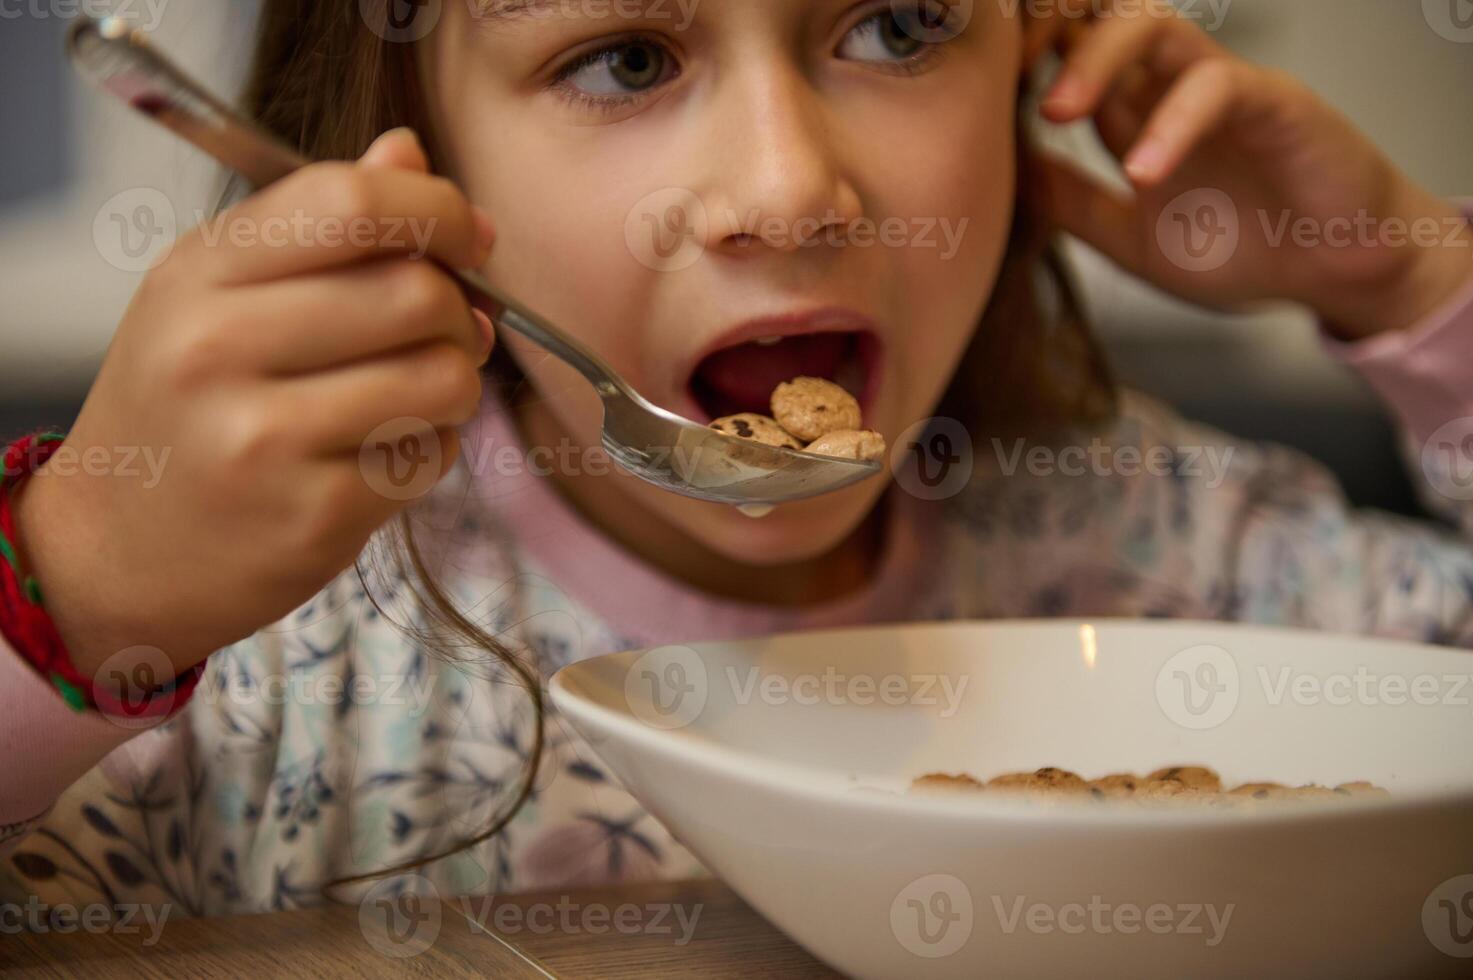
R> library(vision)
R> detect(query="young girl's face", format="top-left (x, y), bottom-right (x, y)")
top-left (421, 1), bottom-right (1021, 566)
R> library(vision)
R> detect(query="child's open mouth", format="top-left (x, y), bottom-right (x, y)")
top-left (687, 328), bottom-right (881, 422)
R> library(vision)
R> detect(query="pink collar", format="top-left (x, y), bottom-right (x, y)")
top-left (458, 398), bottom-right (942, 648)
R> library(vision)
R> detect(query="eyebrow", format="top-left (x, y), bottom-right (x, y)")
top-left (473, 0), bottom-right (555, 18)
top-left (472, 0), bottom-right (678, 22)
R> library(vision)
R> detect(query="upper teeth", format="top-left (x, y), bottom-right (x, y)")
top-left (755, 336), bottom-right (784, 346)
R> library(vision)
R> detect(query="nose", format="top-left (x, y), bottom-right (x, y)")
top-left (698, 59), bottom-right (864, 255)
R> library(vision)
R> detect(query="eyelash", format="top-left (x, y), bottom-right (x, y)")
top-left (846, 1), bottom-right (952, 76)
top-left (549, 37), bottom-right (674, 115)
top-left (546, 4), bottom-right (956, 114)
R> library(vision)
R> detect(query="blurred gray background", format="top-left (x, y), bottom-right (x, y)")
top-left (1, 0), bottom-right (1470, 514)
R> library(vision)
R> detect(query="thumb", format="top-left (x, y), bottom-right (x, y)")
top-left (359, 127), bottom-right (429, 172)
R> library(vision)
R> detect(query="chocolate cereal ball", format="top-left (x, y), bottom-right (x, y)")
top-left (1229, 782), bottom-right (1293, 801)
top-left (771, 377), bottom-right (862, 442)
top-left (804, 430), bottom-right (887, 462)
top-left (709, 414), bottom-right (802, 449)
top-left (911, 773), bottom-right (985, 794)
top-left (1147, 766), bottom-right (1224, 793)
top-left (988, 767), bottom-right (1089, 794)
top-left (1333, 781), bottom-right (1391, 799)
top-left (1088, 773), bottom-right (1142, 799)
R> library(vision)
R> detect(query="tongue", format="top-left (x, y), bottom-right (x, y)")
top-left (693, 334), bottom-right (852, 417)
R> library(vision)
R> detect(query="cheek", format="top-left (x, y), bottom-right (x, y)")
top-left (473, 155), bottom-right (645, 355)
top-left (860, 80), bottom-right (1019, 406)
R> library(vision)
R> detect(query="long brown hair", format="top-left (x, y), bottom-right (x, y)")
top-left (241, 0), bottom-right (1114, 894)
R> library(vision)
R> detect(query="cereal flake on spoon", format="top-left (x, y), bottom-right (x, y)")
top-left (710, 376), bottom-right (888, 463)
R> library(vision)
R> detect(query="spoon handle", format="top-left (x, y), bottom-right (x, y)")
top-left (68, 15), bottom-right (628, 399)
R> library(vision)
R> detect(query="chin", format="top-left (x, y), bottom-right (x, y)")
top-left (663, 479), bottom-right (888, 568)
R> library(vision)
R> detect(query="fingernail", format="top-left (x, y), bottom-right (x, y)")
top-left (473, 309), bottom-right (495, 358)
top-left (386, 126), bottom-right (421, 148)
top-left (471, 206), bottom-right (496, 259)
top-left (1124, 140), bottom-right (1167, 182)
top-left (1044, 76), bottom-right (1083, 115)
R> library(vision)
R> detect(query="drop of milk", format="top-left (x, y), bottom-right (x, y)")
top-left (737, 504), bottom-right (776, 519)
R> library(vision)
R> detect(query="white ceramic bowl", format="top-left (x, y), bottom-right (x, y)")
top-left (549, 620), bottom-right (1473, 979)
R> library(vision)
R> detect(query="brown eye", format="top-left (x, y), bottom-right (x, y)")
top-left (610, 43), bottom-right (663, 89)
top-left (560, 40), bottom-right (671, 97)
top-left (837, 2), bottom-right (959, 63)
top-left (878, 13), bottom-right (926, 58)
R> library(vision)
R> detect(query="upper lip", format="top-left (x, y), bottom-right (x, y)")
top-left (683, 306), bottom-right (881, 377)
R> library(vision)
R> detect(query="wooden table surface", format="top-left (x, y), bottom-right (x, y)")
top-left (0, 879), bottom-right (844, 979)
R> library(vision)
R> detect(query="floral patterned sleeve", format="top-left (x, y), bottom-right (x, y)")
top-left (1183, 270), bottom-right (1473, 645)
top-left (943, 264), bottom-right (1473, 648)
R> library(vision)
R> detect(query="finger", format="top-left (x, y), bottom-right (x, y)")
top-left (1088, 63), bottom-right (1161, 160)
top-left (1041, 2), bottom-right (1178, 123)
top-left (1121, 58), bottom-right (1242, 187)
top-left (276, 341), bottom-right (487, 453)
top-left (227, 259), bottom-right (495, 375)
top-left (1023, 0), bottom-right (1096, 69)
top-left (290, 435), bottom-right (463, 554)
top-left (359, 127), bottom-right (431, 173)
top-left (1031, 151), bottom-right (1146, 275)
top-left (191, 161), bottom-right (496, 286)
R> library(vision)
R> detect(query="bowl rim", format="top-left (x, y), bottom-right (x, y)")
top-left (548, 618), bottom-right (1473, 829)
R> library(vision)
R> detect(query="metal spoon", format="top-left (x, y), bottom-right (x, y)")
top-left (66, 16), bottom-right (884, 507)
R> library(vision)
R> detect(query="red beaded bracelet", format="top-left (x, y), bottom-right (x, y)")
top-left (0, 433), bottom-right (203, 718)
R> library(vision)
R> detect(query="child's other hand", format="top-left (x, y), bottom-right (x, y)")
top-left (1027, 0), bottom-right (1473, 340)
top-left (15, 129), bottom-right (496, 688)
